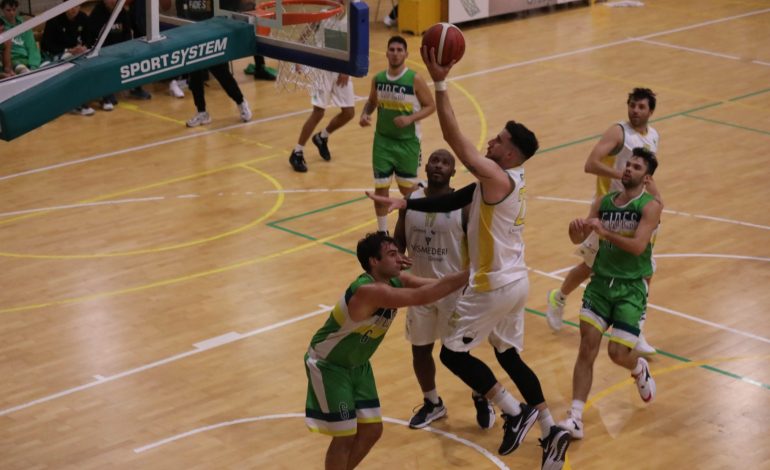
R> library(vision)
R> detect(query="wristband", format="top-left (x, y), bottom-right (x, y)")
top-left (434, 81), bottom-right (448, 92)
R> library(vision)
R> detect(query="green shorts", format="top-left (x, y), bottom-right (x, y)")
top-left (579, 276), bottom-right (648, 349)
top-left (372, 133), bottom-right (421, 189)
top-left (304, 351), bottom-right (382, 436)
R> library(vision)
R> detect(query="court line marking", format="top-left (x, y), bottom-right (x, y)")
top-left (549, 253), bottom-right (770, 274)
top-left (0, 166), bottom-right (284, 259)
top-left (0, 153), bottom-right (281, 227)
top-left (530, 268), bottom-right (770, 345)
top-left (533, 195), bottom-right (770, 231)
top-left (450, 7), bottom-right (770, 81)
top-left (132, 414), bottom-right (509, 468)
top-left (0, 108), bottom-right (308, 183)
top-left (636, 38), bottom-right (742, 61)
top-left (0, 305), bottom-right (333, 417)
top-left (0, 217), bottom-right (375, 314)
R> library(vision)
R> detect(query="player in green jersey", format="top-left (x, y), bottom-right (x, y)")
top-left (557, 148), bottom-right (662, 440)
top-left (305, 232), bottom-right (468, 469)
top-left (360, 36), bottom-right (436, 234)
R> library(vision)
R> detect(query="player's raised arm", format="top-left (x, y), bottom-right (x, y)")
top-left (584, 124), bottom-right (624, 179)
top-left (420, 50), bottom-right (511, 203)
top-left (348, 270), bottom-right (468, 321)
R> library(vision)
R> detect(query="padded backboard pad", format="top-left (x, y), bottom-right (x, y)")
top-left (0, 17), bottom-right (255, 141)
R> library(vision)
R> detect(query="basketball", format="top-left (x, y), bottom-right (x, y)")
top-left (421, 23), bottom-right (466, 66)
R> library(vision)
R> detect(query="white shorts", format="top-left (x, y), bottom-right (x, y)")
top-left (405, 289), bottom-right (461, 346)
top-left (443, 276), bottom-right (529, 354)
top-left (310, 72), bottom-right (355, 109)
top-left (575, 231), bottom-right (600, 267)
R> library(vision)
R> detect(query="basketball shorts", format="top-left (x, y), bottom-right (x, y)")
top-left (579, 276), bottom-right (649, 349)
top-left (372, 133), bottom-right (421, 189)
top-left (405, 289), bottom-right (461, 346)
top-left (304, 350), bottom-right (382, 436)
top-left (311, 72), bottom-right (355, 109)
top-left (575, 231), bottom-right (600, 267)
top-left (443, 276), bottom-right (529, 354)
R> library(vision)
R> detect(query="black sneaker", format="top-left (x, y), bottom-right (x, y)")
top-left (498, 403), bottom-right (539, 455)
top-left (312, 132), bottom-right (331, 161)
top-left (539, 425), bottom-right (571, 470)
top-left (289, 150), bottom-right (308, 172)
top-left (472, 393), bottom-right (495, 429)
top-left (408, 398), bottom-right (447, 429)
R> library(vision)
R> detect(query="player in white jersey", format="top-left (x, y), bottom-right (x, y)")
top-left (546, 88), bottom-right (661, 355)
top-left (393, 149), bottom-right (471, 429)
top-left (367, 47), bottom-right (571, 470)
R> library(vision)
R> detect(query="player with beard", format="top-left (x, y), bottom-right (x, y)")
top-left (557, 148), bottom-right (662, 440)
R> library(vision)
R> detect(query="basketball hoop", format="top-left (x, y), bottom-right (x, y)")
top-left (249, 0), bottom-right (346, 93)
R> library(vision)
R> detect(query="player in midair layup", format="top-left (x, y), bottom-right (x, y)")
top-left (368, 46), bottom-right (571, 469)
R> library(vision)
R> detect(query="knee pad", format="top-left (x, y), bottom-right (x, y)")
top-left (439, 346), bottom-right (497, 395)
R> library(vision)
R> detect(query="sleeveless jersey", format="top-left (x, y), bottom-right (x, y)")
top-left (593, 191), bottom-right (656, 280)
top-left (405, 188), bottom-right (467, 279)
top-left (596, 121), bottom-right (659, 196)
top-left (467, 167), bottom-right (528, 292)
top-left (374, 69), bottom-right (422, 140)
top-left (309, 273), bottom-right (403, 368)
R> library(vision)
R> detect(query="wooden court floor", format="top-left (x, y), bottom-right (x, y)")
top-left (1, 1), bottom-right (769, 468)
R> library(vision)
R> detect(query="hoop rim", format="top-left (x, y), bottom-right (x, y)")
top-left (251, 0), bottom-right (344, 25)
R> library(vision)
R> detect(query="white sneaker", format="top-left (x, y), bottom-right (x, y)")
top-left (186, 111), bottom-right (211, 127)
top-left (238, 100), bottom-right (252, 122)
top-left (71, 106), bottom-right (95, 116)
top-left (633, 357), bottom-right (656, 403)
top-left (383, 15), bottom-right (394, 27)
top-left (14, 64), bottom-right (30, 74)
top-left (545, 289), bottom-right (565, 331)
top-left (634, 333), bottom-right (657, 355)
top-left (557, 410), bottom-right (584, 440)
top-left (102, 101), bottom-right (114, 111)
top-left (169, 80), bottom-right (185, 98)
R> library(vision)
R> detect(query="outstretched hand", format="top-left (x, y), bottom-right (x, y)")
top-left (365, 191), bottom-right (406, 213)
top-left (420, 46), bottom-right (456, 83)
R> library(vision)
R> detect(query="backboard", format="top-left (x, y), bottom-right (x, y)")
top-left (210, 0), bottom-right (368, 76)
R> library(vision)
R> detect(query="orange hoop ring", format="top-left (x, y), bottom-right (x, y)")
top-left (252, 0), bottom-right (344, 26)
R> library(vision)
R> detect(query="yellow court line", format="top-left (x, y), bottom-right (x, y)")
top-left (0, 153), bottom-right (280, 228)
top-left (118, 102), bottom-right (187, 126)
top-left (118, 103), bottom-right (279, 149)
top-left (0, 156), bottom-right (290, 259)
top-left (563, 352), bottom-right (770, 469)
top-left (0, 218), bottom-right (376, 315)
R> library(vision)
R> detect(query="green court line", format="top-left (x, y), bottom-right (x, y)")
top-left (268, 196), bottom-right (368, 225)
top-left (525, 308), bottom-right (770, 390)
top-left (728, 87), bottom-right (770, 102)
top-left (682, 114), bottom-right (770, 136)
top-left (269, 222), bottom-right (355, 254)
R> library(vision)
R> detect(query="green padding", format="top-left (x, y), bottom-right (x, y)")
top-left (0, 17), bottom-right (256, 141)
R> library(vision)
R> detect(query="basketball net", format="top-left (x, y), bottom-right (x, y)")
top-left (254, 0), bottom-right (346, 93)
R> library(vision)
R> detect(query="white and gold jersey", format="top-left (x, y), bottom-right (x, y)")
top-left (596, 121), bottom-right (659, 196)
top-left (467, 167), bottom-right (528, 292)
